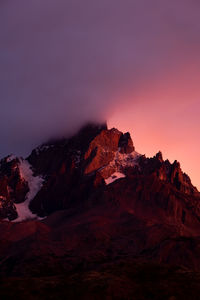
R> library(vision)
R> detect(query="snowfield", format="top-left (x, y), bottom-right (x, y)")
top-left (105, 172), bottom-right (126, 185)
top-left (13, 159), bottom-right (44, 222)
top-left (104, 150), bottom-right (141, 185)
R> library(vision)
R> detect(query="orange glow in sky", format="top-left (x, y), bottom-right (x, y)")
top-left (108, 96), bottom-right (200, 190)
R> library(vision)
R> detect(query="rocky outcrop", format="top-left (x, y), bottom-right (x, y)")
top-left (0, 157), bottom-right (30, 220)
top-left (119, 132), bottom-right (135, 154)
top-left (84, 128), bottom-right (121, 174)
top-left (0, 157), bottom-right (29, 203)
top-left (138, 152), bottom-right (198, 196)
top-left (0, 196), bottom-right (17, 220)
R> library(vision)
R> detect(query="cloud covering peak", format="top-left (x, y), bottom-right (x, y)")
top-left (0, 0), bottom-right (200, 156)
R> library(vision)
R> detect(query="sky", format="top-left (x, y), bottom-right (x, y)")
top-left (0, 0), bottom-right (200, 188)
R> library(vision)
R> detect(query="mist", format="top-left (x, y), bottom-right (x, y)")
top-left (0, 0), bottom-right (200, 157)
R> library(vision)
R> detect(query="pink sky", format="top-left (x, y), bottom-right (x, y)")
top-left (0, 0), bottom-right (200, 189)
top-left (108, 96), bottom-right (200, 190)
top-left (108, 54), bottom-right (200, 190)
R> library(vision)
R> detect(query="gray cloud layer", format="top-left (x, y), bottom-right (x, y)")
top-left (0, 0), bottom-right (200, 156)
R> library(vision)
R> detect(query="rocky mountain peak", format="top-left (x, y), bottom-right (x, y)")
top-left (0, 123), bottom-right (198, 222)
top-left (155, 151), bottom-right (163, 162)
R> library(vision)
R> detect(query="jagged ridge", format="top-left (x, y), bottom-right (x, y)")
top-left (0, 123), bottom-right (199, 221)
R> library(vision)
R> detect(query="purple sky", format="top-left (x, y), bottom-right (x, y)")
top-left (0, 1), bottom-right (200, 187)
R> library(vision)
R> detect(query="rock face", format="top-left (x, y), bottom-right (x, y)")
top-left (25, 124), bottom-right (140, 217)
top-left (0, 122), bottom-right (200, 298)
top-left (0, 157), bottom-right (29, 220)
top-left (0, 122), bottom-right (199, 226)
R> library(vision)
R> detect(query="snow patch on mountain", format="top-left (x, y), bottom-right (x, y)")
top-left (105, 172), bottom-right (126, 185)
top-left (114, 150), bottom-right (141, 168)
top-left (107, 150), bottom-right (141, 173)
top-left (102, 150), bottom-right (141, 184)
top-left (13, 159), bottom-right (44, 222)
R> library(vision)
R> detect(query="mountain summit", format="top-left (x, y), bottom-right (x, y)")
top-left (0, 123), bottom-right (200, 299)
top-left (0, 123), bottom-right (198, 222)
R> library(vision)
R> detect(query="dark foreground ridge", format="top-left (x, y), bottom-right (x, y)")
top-left (0, 123), bottom-right (200, 299)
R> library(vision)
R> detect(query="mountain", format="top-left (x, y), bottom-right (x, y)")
top-left (0, 123), bottom-right (200, 299)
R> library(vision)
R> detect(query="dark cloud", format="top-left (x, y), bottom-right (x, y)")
top-left (0, 0), bottom-right (200, 156)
